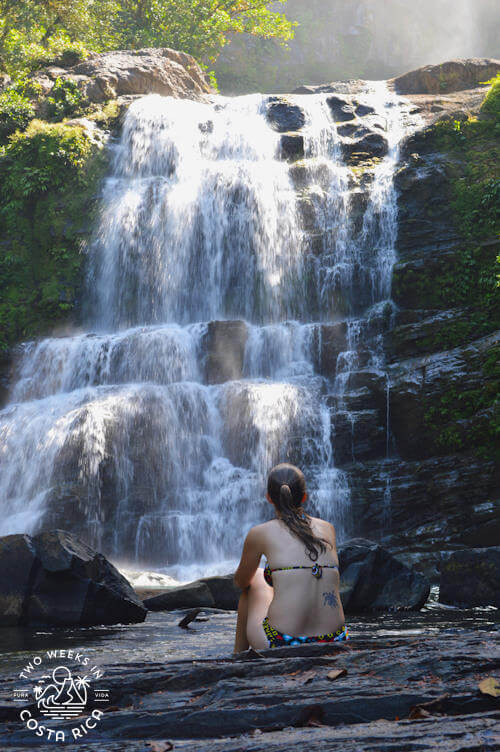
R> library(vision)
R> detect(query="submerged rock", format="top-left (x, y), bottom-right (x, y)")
top-left (266, 98), bottom-right (305, 132)
top-left (326, 95), bottom-right (356, 122)
top-left (279, 132), bottom-right (304, 161)
top-left (203, 320), bottom-right (248, 384)
top-left (439, 547), bottom-right (500, 607)
top-left (0, 530), bottom-right (146, 627)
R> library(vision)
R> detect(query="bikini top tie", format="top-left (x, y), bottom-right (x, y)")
top-left (263, 561), bottom-right (338, 587)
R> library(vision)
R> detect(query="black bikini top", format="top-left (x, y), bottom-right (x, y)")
top-left (263, 561), bottom-right (338, 587)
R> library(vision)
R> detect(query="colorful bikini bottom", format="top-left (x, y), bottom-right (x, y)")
top-left (262, 615), bottom-right (349, 648)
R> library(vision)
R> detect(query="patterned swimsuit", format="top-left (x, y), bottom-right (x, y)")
top-left (262, 561), bottom-right (350, 648)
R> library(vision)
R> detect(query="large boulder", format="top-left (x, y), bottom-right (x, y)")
top-left (338, 538), bottom-right (430, 611)
top-left (31, 47), bottom-right (212, 109)
top-left (144, 581), bottom-right (215, 611)
top-left (391, 58), bottom-right (500, 95)
top-left (0, 530), bottom-right (146, 627)
top-left (200, 574), bottom-right (242, 610)
top-left (439, 547), bottom-right (500, 607)
top-left (144, 574), bottom-right (241, 612)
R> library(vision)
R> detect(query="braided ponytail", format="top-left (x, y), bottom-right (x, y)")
top-left (267, 463), bottom-right (330, 561)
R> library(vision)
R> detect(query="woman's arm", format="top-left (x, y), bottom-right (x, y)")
top-left (233, 525), bottom-right (263, 590)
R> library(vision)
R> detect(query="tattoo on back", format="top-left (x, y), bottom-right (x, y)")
top-left (323, 590), bottom-right (338, 609)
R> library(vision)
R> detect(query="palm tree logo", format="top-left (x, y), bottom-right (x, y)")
top-left (34, 666), bottom-right (91, 720)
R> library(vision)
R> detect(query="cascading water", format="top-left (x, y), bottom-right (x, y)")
top-left (0, 84), bottom-right (420, 580)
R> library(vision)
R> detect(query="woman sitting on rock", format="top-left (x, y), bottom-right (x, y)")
top-left (233, 462), bottom-right (348, 652)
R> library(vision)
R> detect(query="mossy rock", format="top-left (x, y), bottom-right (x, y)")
top-left (0, 119), bottom-right (110, 350)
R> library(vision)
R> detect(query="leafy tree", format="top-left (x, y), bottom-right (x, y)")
top-left (0, 1), bottom-right (293, 77)
top-left (111, 0), bottom-right (293, 63)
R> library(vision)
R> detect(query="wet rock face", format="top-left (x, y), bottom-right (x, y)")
top-left (347, 453), bottom-right (499, 580)
top-left (279, 132), bottom-right (305, 161)
top-left (0, 530), bottom-right (146, 627)
top-left (266, 98), bottom-right (306, 132)
top-left (386, 331), bottom-right (498, 461)
top-left (327, 95), bottom-right (356, 122)
top-left (440, 547), bottom-right (500, 607)
top-left (204, 320), bottom-right (248, 384)
top-left (392, 57), bottom-right (500, 94)
top-left (341, 131), bottom-right (388, 162)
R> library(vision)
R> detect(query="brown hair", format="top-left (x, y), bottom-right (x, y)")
top-left (267, 463), bottom-right (330, 561)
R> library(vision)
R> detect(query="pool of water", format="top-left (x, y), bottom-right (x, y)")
top-left (1, 594), bottom-right (498, 682)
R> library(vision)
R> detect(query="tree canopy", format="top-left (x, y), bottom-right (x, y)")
top-left (0, 0), bottom-right (294, 77)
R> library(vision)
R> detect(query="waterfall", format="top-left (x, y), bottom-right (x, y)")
top-left (0, 84), bottom-right (419, 579)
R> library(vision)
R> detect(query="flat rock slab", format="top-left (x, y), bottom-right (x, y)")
top-left (1, 632), bottom-right (498, 748)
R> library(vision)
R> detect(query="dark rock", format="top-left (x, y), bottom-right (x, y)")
top-left (178, 607), bottom-right (202, 628)
top-left (0, 530), bottom-right (146, 627)
top-left (279, 132), bottom-right (304, 161)
top-left (342, 132), bottom-right (388, 161)
top-left (144, 581), bottom-right (215, 611)
top-left (203, 320), bottom-right (248, 384)
top-left (386, 331), bottom-right (498, 461)
top-left (339, 538), bottom-right (430, 611)
top-left (144, 574), bottom-right (241, 612)
top-left (346, 453), bottom-right (498, 579)
top-left (0, 347), bottom-right (12, 408)
top-left (332, 410), bottom-right (387, 466)
top-left (266, 99), bottom-right (305, 132)
top-left (200, 574), bottom-right (242, 610)
top-left (440, 547), bottom-right (500, 607)
top-left (392, 57), bottom-right (500, 94)
top-left (337, 122), bottom-right (359, 137)
top-left (355, 103), bottom-right (376, 116)
top-left (315, 322), bottom-right (348, 377)
top-left (0, 534), bottom-right (37, 626)
top-left (289, 159), bottom-right (331, 190)
top-left (326, 95), bottom-right (356, 122)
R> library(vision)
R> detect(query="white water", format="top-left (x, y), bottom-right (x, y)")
top-left (0, 85), bottom-right (419, 576)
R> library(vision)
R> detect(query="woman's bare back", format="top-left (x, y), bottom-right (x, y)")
top-left (255, 516), bottom-right (345, 636)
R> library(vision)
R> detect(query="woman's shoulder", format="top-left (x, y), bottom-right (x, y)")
top-left (245, 519), bottom-right (279, 542)
top-left (308, 516), bottom-right (336, 537)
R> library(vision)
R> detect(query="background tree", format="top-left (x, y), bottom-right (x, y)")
top-left (0, 0), bottom-right (293, 77)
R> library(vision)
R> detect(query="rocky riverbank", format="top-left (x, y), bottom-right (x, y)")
top-left (0, 608), bottom-right (498, 749)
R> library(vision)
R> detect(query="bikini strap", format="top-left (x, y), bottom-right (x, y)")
top-left (265, 562), bottom-right (338, 582)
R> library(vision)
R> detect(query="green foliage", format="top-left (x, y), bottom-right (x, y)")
top-left (0, 85), bottom-right (34, 142)
top-left (46, 77), bottom-right (84, 121)
top-left (0, 120), bottom-right (108, 350)
top-left (0, 1), bottom-right (293, 80)
top-left (480, 73), bottom-right (500, 118)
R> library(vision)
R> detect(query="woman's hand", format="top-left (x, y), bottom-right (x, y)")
top-left (233, 525), bottom-right (263, 589)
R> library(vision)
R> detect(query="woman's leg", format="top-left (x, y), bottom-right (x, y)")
top-left (233, 587), bottom-right (250, 653)
top-left (234, 567), bottom-right (273, 653)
